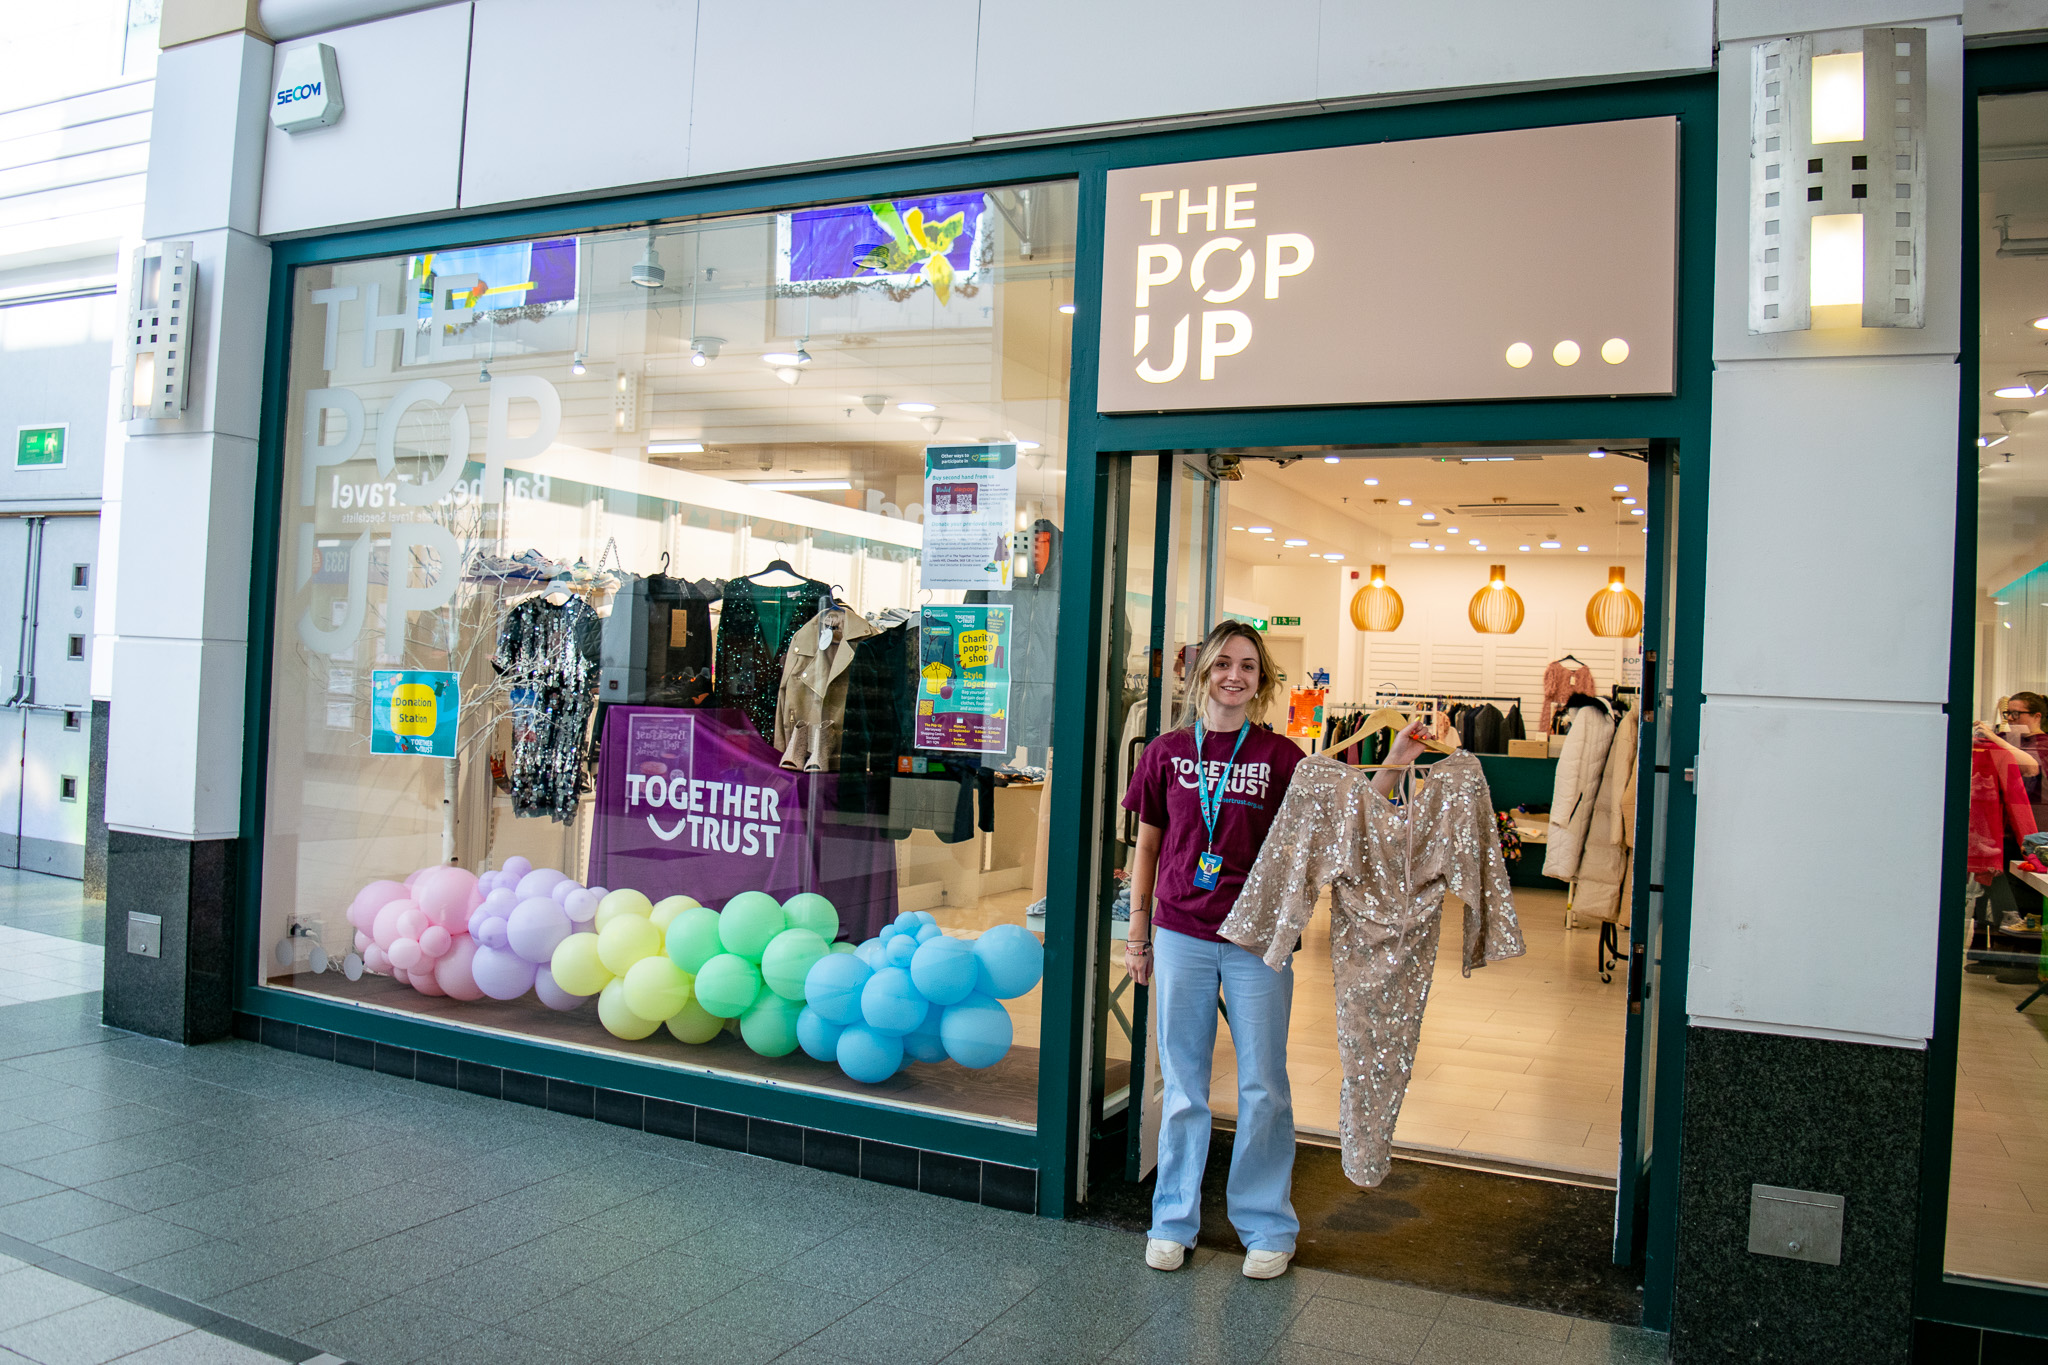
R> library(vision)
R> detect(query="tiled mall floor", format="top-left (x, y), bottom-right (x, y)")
top-left (0, 870), bottom-right (1664, 1365)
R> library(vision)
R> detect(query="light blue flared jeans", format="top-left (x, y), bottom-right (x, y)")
top-left (1148, 926), bottom-right (1299, 1253)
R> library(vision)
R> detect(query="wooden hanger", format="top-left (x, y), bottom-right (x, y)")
top-left (1322, 708), bottom-right (1459, 761)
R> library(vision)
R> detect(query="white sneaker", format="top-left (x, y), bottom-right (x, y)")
top-left (1145, 1238), bottom-right (1187, 1271)
top-left (1242, 1249), bottom-right (1293, 1279)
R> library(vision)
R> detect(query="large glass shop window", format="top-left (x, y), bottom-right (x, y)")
top-left (263, 184), bottom-right (1076, 1127)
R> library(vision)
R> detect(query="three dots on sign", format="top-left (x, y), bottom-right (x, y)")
top-left (1506, 338), bottom-right (1630, 369)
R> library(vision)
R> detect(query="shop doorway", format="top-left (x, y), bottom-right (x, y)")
top-left (0, 514), bottom-right (96, 879)
top-left (1093, 442), bottom-right (1674, 1270)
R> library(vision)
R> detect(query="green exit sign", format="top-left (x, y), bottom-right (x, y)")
top-left (16, 424), bottom-right (66, 469)
top-left (1250, 617), bottom-right (1269, 631)
top-left (1271, 615), bottom-right (1302, 626)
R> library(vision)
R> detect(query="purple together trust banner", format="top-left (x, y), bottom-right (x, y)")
top-left (588, 708), bottom-right (896, 941)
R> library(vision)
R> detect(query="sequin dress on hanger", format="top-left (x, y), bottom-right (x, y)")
top-left (493, 594), bottom-right (602, 823)
top-left (1219, 751), bottom-right (1525, 1187)
top-left (714, 577), bottom-right (830, 743)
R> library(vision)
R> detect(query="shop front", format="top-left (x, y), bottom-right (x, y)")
top-left (217, 62), bottom-right (1713, 1329)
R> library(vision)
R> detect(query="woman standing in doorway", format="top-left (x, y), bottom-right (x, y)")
top-left (1122, 620), bottom-right (1428, 1278)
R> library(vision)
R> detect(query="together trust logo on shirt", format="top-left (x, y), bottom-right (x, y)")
top-left (1171, 756), bottom-right (1275, 804)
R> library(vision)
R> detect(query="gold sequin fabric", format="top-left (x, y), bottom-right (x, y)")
top-left (1219, 752), bottom-right (1525, 1187)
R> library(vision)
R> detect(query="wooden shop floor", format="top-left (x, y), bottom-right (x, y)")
top-left (1944, 941), bottom-right (2048, 1288)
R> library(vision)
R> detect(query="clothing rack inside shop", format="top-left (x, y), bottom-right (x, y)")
top-left (1340, 691), bottom-right (1527, 710)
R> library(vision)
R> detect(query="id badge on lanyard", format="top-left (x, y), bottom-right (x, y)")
top-left (1192, 719), bottom-right (1249, 893)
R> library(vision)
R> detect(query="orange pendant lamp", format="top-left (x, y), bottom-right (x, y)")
top-left (1469, 564), bottom-right (1526, 634)
top-left (1586, 566), bottom-right (1644, 637)
top-left (1349, 564), bottom-right (1404, 631)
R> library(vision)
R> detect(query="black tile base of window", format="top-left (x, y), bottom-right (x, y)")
top-left (237, 1012), bottom-right (1038, 1215)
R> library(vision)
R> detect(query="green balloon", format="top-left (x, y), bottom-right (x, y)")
top-left (665, 905), bottom-right (725, 974)
top-left (760, 927), bottom-right (830, 1002)
top-left (781, 892), bottom-right (840, 942)
top-left (693, 952), bottom-right (763, 1018)
top-left (718, 891), bottom-right (787, 962)
top-left (739, 992), bottom-right (803, 1057)
top-left (829, 941), bottom-right (857, 955)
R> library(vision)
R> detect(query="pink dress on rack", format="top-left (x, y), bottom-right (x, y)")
top-left (1540, 659), bottom-right (1596, 733)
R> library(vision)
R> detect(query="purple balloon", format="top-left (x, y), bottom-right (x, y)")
top-left (517, 868), bottom-right (567, 900)
top-left (471, 945), bottom-right (537, 1000)
top-left (563, 888), bottom-right (599, 925)
top-left (507, 896), bottom-right (572, 964)
top-left (550, 878), bottom-right (580, 904)
top-left (475, 915), bottom-right (511, 952)
top-left (501, 856), bottom-right (533, 882)
top-left (533, 965), bottom-right (587, 1011)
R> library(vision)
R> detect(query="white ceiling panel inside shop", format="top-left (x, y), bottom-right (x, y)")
top-left (1978, 91), bottom-right (2048, 592)
top-left (1219, 447), bottom-right (1653, 568)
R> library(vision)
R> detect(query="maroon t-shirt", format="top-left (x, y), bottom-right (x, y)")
top-left (1122, 724), bottom-right (1304, 941)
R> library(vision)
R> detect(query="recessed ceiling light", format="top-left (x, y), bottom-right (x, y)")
top-left (647, 441), bottom-right (705, 454)
top-left (1468, 538), bottom-right (1481, 545)
top-left (1577, 545), bottom-right (1590, 552)
top-left (1588, 448), bottom-right (1608, 459)
top-left (1613, 484), bottom-right (1630, 492)
top-left (1622, 496), bottom-right (1638, 505)
top-left (1421, 512), bottom-right (1437, 521)
top-left (1409, 540), bottom-right (1430, 549)
top-left (1231, 525), bottom-right (1246, 531)
top-left (1519, 545), bottom-right (1531, 552)
top-left (1995, 599), bottom-right (2011, 605)
top-left (897, 401), bottom-right (937, 413)
top-left (1994, 385), bottom-right (2036, 399)
top-left (1364, 477), bottom-right (1380, 486)
top-left (1284, 538), bottom-right (1308, 546)
top-left (1474, 544), bottom-right (1488, 551)
top-left (2033, 317), bottom-right (2048, 330)
top-left (1540, 539), bottom-right (1561, 549)
top-left (1324, 456), bottom-right (1340, 463)
top-left (1630, 508), bottom-right (1645, 515)
top-left (1432, 545), bottom-right (1446, 552)
top-left (1248, 525), bottom-right (1273, 534)
top-left (1397, 498), bottom-right (1413, 506)
top-left (1263, 536), bottom-right (1276, 541)
top-left (1325, 552), bottom-right (1344, 560)
top-left (1058, 303), bottom-right (1076, 315)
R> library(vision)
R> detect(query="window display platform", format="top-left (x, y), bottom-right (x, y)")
top-left (270, 969), bottom-right (1121, 1129)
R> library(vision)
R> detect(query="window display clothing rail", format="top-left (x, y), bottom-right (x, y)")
top-left (1220, 751), bottom-right (1524, 1187)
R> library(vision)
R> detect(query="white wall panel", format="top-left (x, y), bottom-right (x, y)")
top-left (1703, 360), bottom-right (1957, 704)
top-left (1688, 699), bottom-right (1944, 1043)
top-left (1319, 1), bottom-right (1711, 101)
top-left (1968, 0), bottom-right (2048, 35)
top-left (461, 0), bottom-right (695, 209)
top-left (972, 0), bottom-right (1318, 140)
top-left (689, 2), bottom-right (975, 178)
top-left (103, 636), bottom-right (246, 839)
top-left (1721, 0), bottom-right (1962, 42)
top-left (1711, 26), bottom-right (1963, 363)
top-left (109, 432), bottom-right (256, 645)
top-left (142, 33), bottom-right (269, 240)
top-left (258, 4), bottom-right (471, 237)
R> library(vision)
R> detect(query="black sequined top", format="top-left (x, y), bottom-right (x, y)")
top-left (493, 595), bottom-right (601, 822)
top-left (714, 576), bottom-right (829, 742)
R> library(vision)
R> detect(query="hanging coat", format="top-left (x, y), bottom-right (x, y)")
top-left (1573, 707), bottom-right (1638, 922)
top-left (1543, 703), bottom-right (1617, 880)
top-left (773, 604), bottom-right (881, 772)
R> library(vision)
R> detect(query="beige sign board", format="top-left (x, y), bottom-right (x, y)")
top-left (1097, 118), bottom-right (1679, 413)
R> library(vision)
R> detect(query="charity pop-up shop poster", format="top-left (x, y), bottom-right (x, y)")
top-left (369, 670), bottom-right (458, 757)
top-left (916, 605), bottom-right (1012, 754)
top-left (921, 443), bottom-right (1017, 590)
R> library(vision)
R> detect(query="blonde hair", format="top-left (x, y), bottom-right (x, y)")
top-left (1178, 620), bottom-right (1280, 728)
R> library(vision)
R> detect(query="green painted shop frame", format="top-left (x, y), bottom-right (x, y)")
top-left (237, 74), bottom-right (1718, 1329)
top-left (1918, 39), bottom-right (2048, 1345)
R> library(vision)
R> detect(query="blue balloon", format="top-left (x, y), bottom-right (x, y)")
top-left (915, 924), bottom-right (942, 943)
top-left (909, 935), bottom-right (977, 1006)
top-left (804, 952), bottom-right (873, 1026)
top-left (877, 923), bottom-right (903, 942)
top-left (893, 911), bottom-right (921, 930)
top-left (855, 939), bottom-right (888, 969)
top-left (913, 910), bottom-right (938, 928)
top-left (884, 934), bottom-right (918, 967)
top-left (903, 1007), bottom-right (947, 1063)
top-left (941, 992), bottom-right (1013, 1069)
top-left (797, 1005), bottom-right (844, 1062)
top-left (837, 1024), bottom-right (904, 1083)
top-left (972, 924), bottom-right (1045, 1000)
top-left (860, 966), bottom-right (928, 1036)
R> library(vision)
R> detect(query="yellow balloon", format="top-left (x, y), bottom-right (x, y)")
top-left (593, 888), bottom-right (655, 931)
top-left (649, 894), bottom-right (700, 935)
top-left (597, 913), bottom-right (663, 976)
top-left (665, 997), bottom-right (723, 1044)
top-left (621, 956), bottom-right (692, 1021)
top-left (597, 980), bottom-right (661, 1040)
top-left (549, 932), bottom-right (612, 997)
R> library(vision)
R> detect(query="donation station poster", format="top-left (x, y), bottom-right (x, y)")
top-left (369, 669), bottom-right (458, 757)
top-left (921, 442), bottom-right (1017, 590)
top-left (916, 605), bottom-right (1012, 754)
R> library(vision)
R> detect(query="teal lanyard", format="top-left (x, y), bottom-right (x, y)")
top-left (1193, 719), bottom-right (1251, 853)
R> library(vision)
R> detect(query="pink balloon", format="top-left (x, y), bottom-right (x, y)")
top-left (404, 867), bottom-right (427, 888)
top-left (347, 880), bottom-right (408, 932)
top-left (472, 945), bottom-right (537, 1000)
top-left (420, 925), bottom-right (453, 958)
top-left (409, 964), bottom-right (446, 996)
top-left (371, 899), bottom-right (415, 950)
top-left (507, 897), bottom-right (572, 965)
top-left (435, 936), bottom-right (484, 1000)
top-left (396, 907), bottom-right (429, 941)
top-left (353, 930), bottom-right (370, 953)
top-left (415, 866), bottom-right (480, 930)
top-left (364, 944), bottom-right (392, 974)
top-left (533, 965), bottom-right (586, 1011)
top-left (389, 937), bottom-right (423, 970)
